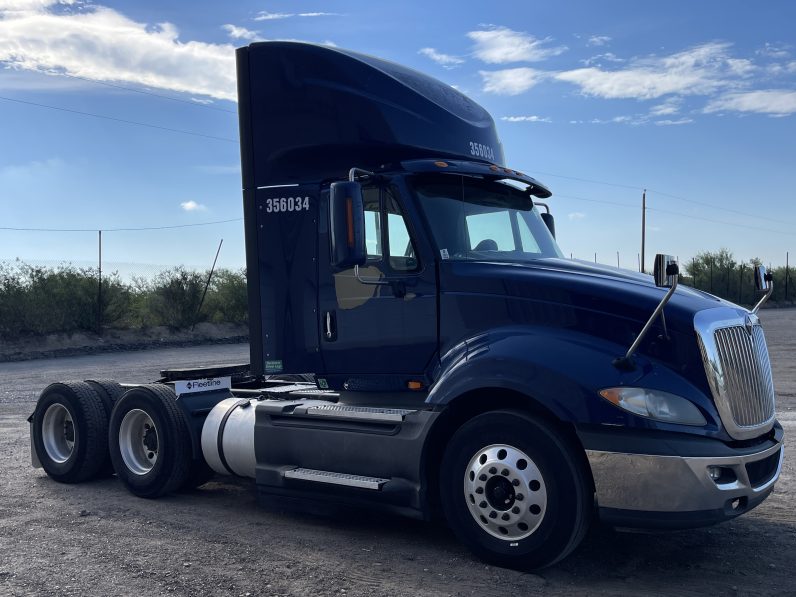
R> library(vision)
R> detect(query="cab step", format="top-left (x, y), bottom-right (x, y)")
top-left (303, 404), bottom-right (416, 423)
top-left (283, 467), bottom-right (389, 490)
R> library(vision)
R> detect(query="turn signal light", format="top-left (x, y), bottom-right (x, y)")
top-left (407, 380), bottom-right (424, 390)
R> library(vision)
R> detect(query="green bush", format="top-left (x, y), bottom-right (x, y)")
top-left (205, 268), bottom-right (248, 324)
top-left (0, 261), bottom-right (128, 337)
top-left (147, 267), bottom-right (208, 330)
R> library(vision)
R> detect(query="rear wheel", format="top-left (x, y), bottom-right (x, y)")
top-left (440, 410), bottom-right (592, 570)
top-left (31, 382), bottom-right (109, 483)
top-left (109, 385), bottom-right (192, 498)
top-left (85, 378), bottom-right (125, 476)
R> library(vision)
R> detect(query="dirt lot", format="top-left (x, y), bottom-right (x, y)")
top-left (1, 312), bottom-right (794, 597)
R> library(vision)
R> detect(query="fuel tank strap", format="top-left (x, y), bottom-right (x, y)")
top-left (217, 399), bottom-right (251, 477)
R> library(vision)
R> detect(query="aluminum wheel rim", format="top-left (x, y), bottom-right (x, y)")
top-left (464, 443), bottom-right (548, 541)
top-left (119, 409), bottom-right (159, 475)
top-left (42, 403), bottom-right (75, 463)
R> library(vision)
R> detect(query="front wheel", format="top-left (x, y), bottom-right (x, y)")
top-left (440, 410), bottom-right (592, 570)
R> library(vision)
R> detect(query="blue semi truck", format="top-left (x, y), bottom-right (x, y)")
top-left (29, 42), bottom-right (783, 570)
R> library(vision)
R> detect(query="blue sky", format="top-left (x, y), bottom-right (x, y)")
top-left (1, 0), bottom-right (795, 273)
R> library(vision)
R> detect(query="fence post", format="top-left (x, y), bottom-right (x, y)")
top-left (738, 264), bottom-right (743, 304)
top-left (97, 230), bottom-right (102, 336)
top-left (709, 260), bottom-right (713, 293)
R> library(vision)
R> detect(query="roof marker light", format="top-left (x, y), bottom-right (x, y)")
top-left (434, 161), bottom-right (449, 168)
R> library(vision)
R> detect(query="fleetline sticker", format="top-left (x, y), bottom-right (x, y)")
top-left (174, 376), bottom-right (232, 397)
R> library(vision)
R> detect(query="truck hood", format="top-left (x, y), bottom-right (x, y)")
top-left (438, 258), bottom-right (743, 375)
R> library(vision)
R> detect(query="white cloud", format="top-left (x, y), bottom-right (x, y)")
top-left (479, 67), bottom-right (545, 95)
top-left (0, 3), bottom-right (237, 100)
top-left (649, 97), bottom-right (682, 116)
top-left (654, 118), bottom-right (693, 126)
top-left (757, 43), bottom-right (791, 59)
top-left (254, 10), bottom-right (338, 21)
top-left (587, 35), bottom-right (611, 47)
top-left (582, 52), bottom-right (624, 66)
top-left (0, 157), bottom-right (64, 179)
top-left (467, 26), bottom-right (566, 64)
top-left (704, 90), bottom-right (796, 116)
top-left (222, 24), bottom-right (261, 42)
top-left (180, 200), bottom-right (207, 212)
top-left (726, 58), bottom-right (756, 77)
top-left (568, 212), bottom-right (586, 220)
top-left (500, 115), bottom-right (551, 123)
top-left (555, 42), bottom-right (741, 100)
top-left (418, 47), bottom-right (464, 68)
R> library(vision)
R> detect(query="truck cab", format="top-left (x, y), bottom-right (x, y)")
top-left (29, 41), bottom-right (783, 571)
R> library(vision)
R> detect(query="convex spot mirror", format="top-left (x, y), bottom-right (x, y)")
top-left (654, 254), bottom-right (679, 288)
top-left (329, 181), bottom-right (367, 269)
top-left (754, 265), bottom-right (773, 293)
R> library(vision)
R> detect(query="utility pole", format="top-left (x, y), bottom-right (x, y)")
top-left (616, 251), bottom-right (620, 268)
top-left (640, 189), bottom-right (647, 273)
top-left (97, 230), bottom-right (102, 336)
top-left (786, 252), bottom-right (790, 301)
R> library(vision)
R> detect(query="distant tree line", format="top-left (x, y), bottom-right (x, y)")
top-left (682, 249), bottom-right (793, 306)
top-left (0, 262), bottom-right (247, 340)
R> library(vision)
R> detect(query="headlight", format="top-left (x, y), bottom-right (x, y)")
top-left (599, 387), bottom-right (707, 426)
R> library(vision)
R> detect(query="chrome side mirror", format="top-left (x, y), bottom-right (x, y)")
top-left (653, 254), bottom-right (679, 287)
top-left (754, 265), bottom-right (773, 292)
top-left (752, 265), bottom-right (774, 314)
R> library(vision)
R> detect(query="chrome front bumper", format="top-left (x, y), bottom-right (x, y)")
top-left (587, 437), bottom-right (783, 527)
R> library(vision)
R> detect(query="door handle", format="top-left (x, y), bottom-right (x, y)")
top-left (324, 311), bottom-right (337, 341)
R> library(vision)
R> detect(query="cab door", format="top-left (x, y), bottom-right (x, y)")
top-left (318, 180), bottom-right (438, 380)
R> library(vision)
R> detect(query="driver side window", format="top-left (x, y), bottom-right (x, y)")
top-left (361, 185), bottom-right (420, 273)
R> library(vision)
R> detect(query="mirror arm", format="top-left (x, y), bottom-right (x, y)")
top-left (752, 282), bottom-right (774, 314)
top-left (348, 167), bottom-right (374, 182)
top-left (534, 201), bottom-right (550, 214)
top-left (354, 264), bottom-right (390, 286)
top-left (614, 276), bottom-right (678, 370)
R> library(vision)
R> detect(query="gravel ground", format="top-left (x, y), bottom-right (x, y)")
top-left (1, 312), bottom-right (794, 597)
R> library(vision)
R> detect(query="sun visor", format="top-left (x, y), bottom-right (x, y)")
top-left (238, 42), bottom-right (506, 189)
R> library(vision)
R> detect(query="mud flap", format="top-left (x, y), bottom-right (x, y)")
top-left (28, 414), bottom-right (42, 468)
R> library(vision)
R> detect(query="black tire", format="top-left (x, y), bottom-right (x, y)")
top-left (31, 381), bottom-right (109, 483)
top-left (440, 410), bottom-right (592, 570)
top-left (85, 378), bottom-right (125, 415)
top-left (109, 384), bottom-right (192, 498)
top-left (85, 379), bottom-right (125, 476)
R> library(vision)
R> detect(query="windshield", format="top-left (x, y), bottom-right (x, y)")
top-left (410, 175), bottom-right (563, 263)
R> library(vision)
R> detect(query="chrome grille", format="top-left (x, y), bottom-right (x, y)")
top-left (695, 308), bottom-right (776, 440)
top-left (714, 325), bottom-right (775, 428)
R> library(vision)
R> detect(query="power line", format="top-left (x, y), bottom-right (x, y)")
top-left (539, 170), bottom-right (796, 228)
top-left (646, 187), bottom-right (793, 227)
top-left (0, 95), bottom-right (238, 143)
top-left (534, 170), bottom-right (643, 191)
top-left (647, 207), bottom-right (796, 238)
top-left (0, 218), bottom-right (243, 233)
top-left (554, 193), bottom-right (636, 208)
top-left (555, 191), bottom-right (796, 237)
top-left (57, 72), bottom-right (238, 115)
